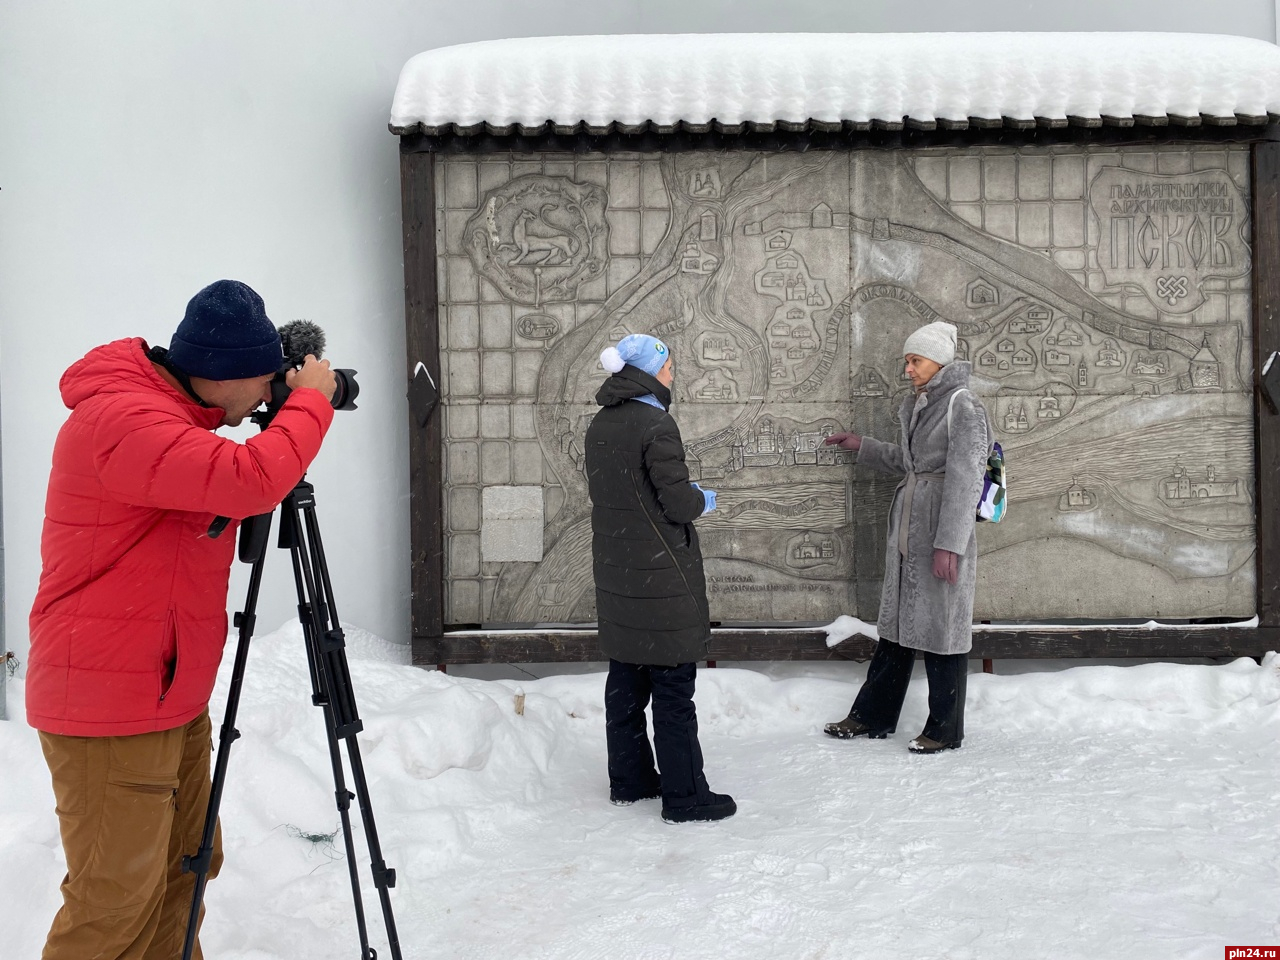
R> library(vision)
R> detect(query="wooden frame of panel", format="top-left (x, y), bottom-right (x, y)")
top-left (399, 126), bottom-right (1280, 665)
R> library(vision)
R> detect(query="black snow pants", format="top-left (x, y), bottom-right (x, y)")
top-left (604, 659), bottom-right (711, 806)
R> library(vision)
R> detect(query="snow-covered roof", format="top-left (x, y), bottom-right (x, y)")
top-left (390, 32), bottom-right (1280, 137)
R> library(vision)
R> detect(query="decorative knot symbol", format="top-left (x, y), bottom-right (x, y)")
top-left (1155, 275), bottom-right (1189, 305)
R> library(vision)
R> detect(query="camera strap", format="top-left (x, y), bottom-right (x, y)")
top-left (146, 344), bottom-right (212, 408)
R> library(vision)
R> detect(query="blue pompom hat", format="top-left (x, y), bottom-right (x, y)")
top-left (168, 280), bottom-right (284, 380)
top-left (599, 333), bottom-right (670, 378)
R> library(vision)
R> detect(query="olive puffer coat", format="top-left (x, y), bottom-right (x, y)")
top-left (27, 338), bottom-right (333, 736)
top-left (856, 360), bottom-right (991, 655)
top-left (585, 366), bottom-right (710, 666)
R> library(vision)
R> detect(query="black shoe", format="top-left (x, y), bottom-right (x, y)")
top-left (823, 713), bottom-right (894, 740)
top-left (610, 786), bottom-right (661, 806)
top-left (661, 792), bottom-right (737, 824)
top-left (907, 734), bottom-right (961, 754)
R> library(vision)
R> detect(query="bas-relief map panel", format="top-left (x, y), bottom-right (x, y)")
top-left (435, 147), bottom-right (1257, 626)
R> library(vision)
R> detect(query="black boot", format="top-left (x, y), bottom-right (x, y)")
top-left (908, 733), bottom-right (961, 754)
top-left (610, 785), bottom-right (661, 806)
top-left (823, 711), bottom-right (894, 740)
top-left (661, 792), bottom-right (737, 824)
top-left (647, 662), bottom-right (730, 822)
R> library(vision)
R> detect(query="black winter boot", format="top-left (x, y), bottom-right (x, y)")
top-left (610, 786), bottom-right (661, 806)
top-left (907, 733), bottom-right (961, 754)
top-left (661, 792), bottom-right (736, 824)
top-left (823, 712), bottom-right (894, 740)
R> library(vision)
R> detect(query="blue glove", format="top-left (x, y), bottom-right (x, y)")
top-left (692, 484), bottom-right (716, 515)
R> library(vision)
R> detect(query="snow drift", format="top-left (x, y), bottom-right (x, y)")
top-left (3, 623), bottom-right (1278, 958)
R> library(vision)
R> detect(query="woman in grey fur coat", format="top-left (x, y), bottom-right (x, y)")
top-left (822, 320), bottom-right (991, 753)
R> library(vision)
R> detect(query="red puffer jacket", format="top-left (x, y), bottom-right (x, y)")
top-left (27, 338), bottom-right (334, 736)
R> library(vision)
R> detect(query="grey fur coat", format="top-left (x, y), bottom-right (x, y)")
top-left (856, 361), bottom-right (990, 655)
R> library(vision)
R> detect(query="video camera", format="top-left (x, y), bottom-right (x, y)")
top-left (208, 320), bottom-right (358, 541)
top-left (251, 320), bottom-right (360, 427)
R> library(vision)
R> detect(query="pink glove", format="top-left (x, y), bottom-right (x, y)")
top-left (932, 549), bottom-right (959, 585)
top-left (824, 432), bottom-right (862, 451)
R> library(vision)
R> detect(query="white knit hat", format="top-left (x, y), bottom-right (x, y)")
top-left (902, 321), bottom-right (958, 366)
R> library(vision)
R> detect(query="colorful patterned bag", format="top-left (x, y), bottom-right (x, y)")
top-left (948, 389), bottom-right (1006, 523)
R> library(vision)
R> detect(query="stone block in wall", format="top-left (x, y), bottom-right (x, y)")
top-left (480, 486), bottom-right (544, 562)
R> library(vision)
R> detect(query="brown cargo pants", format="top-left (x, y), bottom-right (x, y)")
top-left (38, 710), bottom-right (224, 960)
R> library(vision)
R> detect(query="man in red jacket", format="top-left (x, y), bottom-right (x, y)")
top-left (27, 279), bottom-right (338, 960)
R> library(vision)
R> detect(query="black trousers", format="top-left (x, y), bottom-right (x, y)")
top-left (605, 659), bottom-right (710, 806)
top-left (849, 637), bottom-right (968, 744)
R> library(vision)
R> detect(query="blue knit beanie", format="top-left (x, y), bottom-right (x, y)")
top-left (600, 334), bottom-right (670, 378)
top-left (168, 280), bottom-right (284, 380)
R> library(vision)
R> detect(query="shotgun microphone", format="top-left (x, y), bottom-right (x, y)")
top-left (279, 319), bottom-right (326, 365)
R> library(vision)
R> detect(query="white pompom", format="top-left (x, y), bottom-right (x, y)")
top-left (600, 346), bottom-right (625, 373)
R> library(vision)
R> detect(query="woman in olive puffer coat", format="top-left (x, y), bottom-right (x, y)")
top-left (585, 333), bottom-right (735, 823)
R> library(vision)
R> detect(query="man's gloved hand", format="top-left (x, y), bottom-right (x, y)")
top-left (932, 548), bottom-right (959, 585)
top-left (824, 432), bottom-right (862, 451)
top-left (691, 482), bottom-right (717, 515)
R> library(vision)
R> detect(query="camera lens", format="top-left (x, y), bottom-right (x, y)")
top-left (252, 364), bottom-right (359, 427)
top-left (331, 369), bottom-right (359, 411)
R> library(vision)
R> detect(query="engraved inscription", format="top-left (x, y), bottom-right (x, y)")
top-left (1089, 169), bottom-right (1248, 314)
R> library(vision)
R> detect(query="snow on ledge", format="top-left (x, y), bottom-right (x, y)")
top-left (439, 616), bottom-right (1261, 651)
top-left (823, 615), bottom-right (1262, 647)
top-left (390, 32), bottom-right (1280, 136)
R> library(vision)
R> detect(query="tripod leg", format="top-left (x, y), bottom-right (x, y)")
top-left (181, 512), bottom-right (273, 960)
top-left (281, 492), bottom-right (401, 960)
top-left (299, 506), bottom-right (402, 956)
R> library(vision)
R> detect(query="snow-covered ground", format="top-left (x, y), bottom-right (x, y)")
top-left (3, 625), bottom-right (1278, 959)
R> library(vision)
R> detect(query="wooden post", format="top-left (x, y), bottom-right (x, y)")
top-left (1252, 142), bottom-right (1280, 630)
top-left (401, 150), bottom-right (445, 656)
top-left (982, 659), bottom-right (994, 674)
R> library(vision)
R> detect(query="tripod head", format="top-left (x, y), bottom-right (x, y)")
top-left (235, 480), bottom-right (314, 564)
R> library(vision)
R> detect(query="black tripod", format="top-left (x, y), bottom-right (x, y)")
top-left (181, 477), bottom-right (402, 960)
